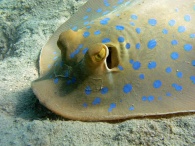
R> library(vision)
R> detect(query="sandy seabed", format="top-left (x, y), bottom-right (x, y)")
top-left (0, 0), bottom-right (195, 145)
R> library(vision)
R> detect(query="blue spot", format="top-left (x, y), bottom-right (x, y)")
top-left (178, 26), bottom-right (186, 33)
top-left (83, 32), bottom-right (90, 38)
top-left (194, 5), bottom-right (195, 10)
top-left (136, 28), bottom-right (141, 34)
top-left (176, 72), bottom-right (183, 78)
top-left (172, 83), bottom-right (183, 91)
top-left (162, 29), bottom-right (168, 34)
top-left (94, 30), bottom-right (101, 35)
top-left (92, 97), bottom-right (101, 105)
top-left (142, 96), bottom-right (147, 101)
top-left (70, 48), bottom-right (80, 58)
top-left (86, 26), bottom-right (91, 29)
top-left (108, 103), bottom-right (116, 112)
top-left (190, 34), bottom-right (195, 38)
top-left (147, 39), bottom-right (157, 49)
top-left (53, 56), bottom-right (58, 60)
top-left (70, 52), bottom-right (76, 58)
top-left (136, 43), bottom-right (141, 49)
top-left (83, 103), bottom-right (88, 108)
top-left (101, 87), bottom-right (108, 94)
top-left (148, 19), bottom-right (157, 26)
top-left (102, 38), bottom-right (111, 43)
top-left (139, 74), bottom-right (145, 80)
top-left (84, 21), bottom-right (89, 25)
top-left (71, 26), bottom-right (78, 31)
top-left (166, 67), bottom-right (172, 73)
top-left (78, 44), bottom-right (83, 49)
top-left (129, 59), bottom-right (134, 64)
top-left (100, 18), bottom-right (110, 25)
top-left (103, 11), bottom-right (110, 15)
top-left (118, 65), bottom-right (124, 70)
top-left (116, 25), bottom-right (125, 30)
top-left (96, 8), bottom-right (102, 13)
top-left (71, 77), bottom-right (76, 84)
top-left (153, 80), bottom-right (162, 88)
top-left (85, 86), bottom-right (91, 95)
top-left (123, 84), bottom-right (133, 94)
top-left (54, 78), bottom-right (59, 84)
top-left (129, 105), bottom-right (134, 111)
top-left (118, 36), bottom-right (125, 43)
top-left (192, 60), bottom-right (195, 66)
top-left (48, 64), bottom-right (51, 68)
top-left (82, 48), bottom-right (88, 54)
top-left (169, 19), bottom-right (176, 26)
top-left (148, 61), bottom-right (157, 69)
top-left (126, 43), bottom-right (131, 49)
top-left (166, 92), bottom-right (171, 96)
top-left (74, 48), bottom-right (80, 54)
top-left (184, 15), bottom-right (191, 22)
top-left (171, 40), bottom-right (178, 45)
top-left (148, 95), bottom-right (154, 102)
top-left (83, 15), bottom-right (88, 20)
top-left (190, 76), bottom-right (195, 84)
top-left (131, 14), bottom-right (138, 20)
top-left (184, 44), bottom-right (193, 52)
top-left (53, 51), bottom-right (57, 54)
top-left (130, 22), bottom-right (135, 26)
top-left (158, 97), bottom-right (162, 100)
top-left (118, 0), bottom-right (124, 4)
top-left (104, 0), bottom-right (110, 7)
top-left (86, 8), bottom-right (92, 12)
top-left (132, 61), bottom-right (141, 70)
top-left (171, 52), bottom-right (179, 60)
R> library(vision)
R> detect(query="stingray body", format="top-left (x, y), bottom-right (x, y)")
top-left (32, 0), bottom-right (195, 121)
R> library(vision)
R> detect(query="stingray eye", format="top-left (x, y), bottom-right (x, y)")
top-left (94, 48), bottom-right (106, 62)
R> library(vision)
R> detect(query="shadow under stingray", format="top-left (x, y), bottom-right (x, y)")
top-left (13, 51), bottom-right (71, 121)
top-left (14, 87), bottom-right (69, 121)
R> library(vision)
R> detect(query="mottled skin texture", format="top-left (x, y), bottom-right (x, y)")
top-left (32, 0), bottom-right (195, 121)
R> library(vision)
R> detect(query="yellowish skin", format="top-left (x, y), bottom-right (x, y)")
top-left (32, 0), bottom-right (195, 121)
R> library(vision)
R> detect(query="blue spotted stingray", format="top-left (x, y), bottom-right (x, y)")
top-left (32, 0), bottom-right (195, 121)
